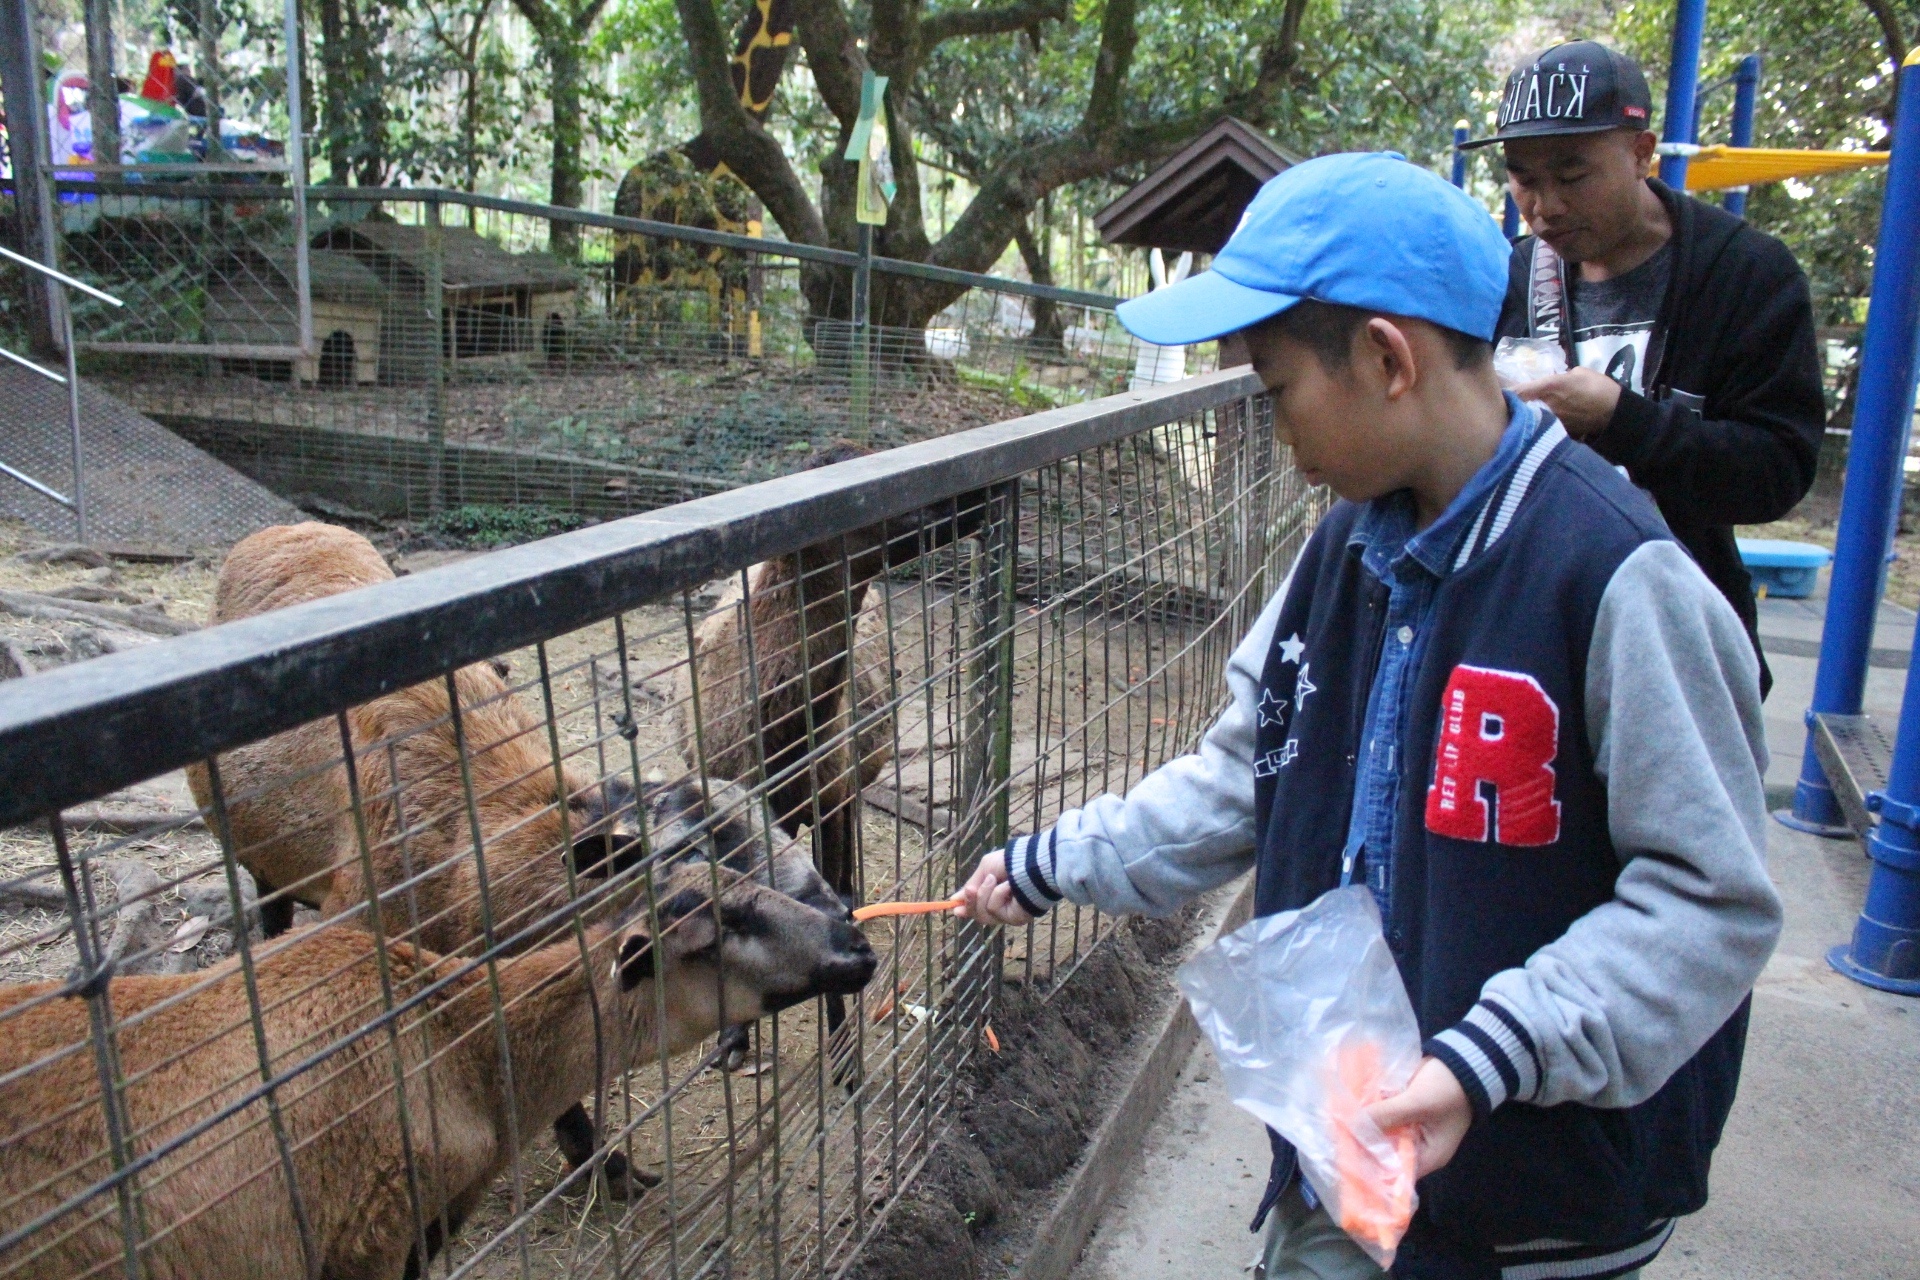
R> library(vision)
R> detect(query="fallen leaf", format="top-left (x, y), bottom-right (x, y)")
top-left (168, 915), bottom-right (212, 953)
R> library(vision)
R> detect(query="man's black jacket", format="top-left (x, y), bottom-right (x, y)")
top-left (1496, 179), bottom-right (1827, 693)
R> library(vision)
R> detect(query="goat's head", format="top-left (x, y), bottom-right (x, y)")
top-left (565, 773), bottom-right (647, 882)
top-left (642, 778), bottom-right (847, 920)
top-left (610, 861), bottom-right (877, 1031)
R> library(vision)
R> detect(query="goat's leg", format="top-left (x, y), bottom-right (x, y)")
top-left (254, 877), bottom-right (295, 938)
top-left (553, 1101), bottom-right (660, 1201)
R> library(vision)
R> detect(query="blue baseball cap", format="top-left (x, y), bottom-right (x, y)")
top-left (1116, 151), bottom-right (1511, 346)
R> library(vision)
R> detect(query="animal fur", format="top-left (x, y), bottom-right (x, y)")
top-left (678, 451), bottom-right (987, 902)
top-left (183, 521), bottom-right (826, 1189)
top-left (0, 861), bottom-right (875, 1280)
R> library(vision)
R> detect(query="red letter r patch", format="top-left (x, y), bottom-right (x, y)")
top-left (1425, 665), bottom-right (1561, 846)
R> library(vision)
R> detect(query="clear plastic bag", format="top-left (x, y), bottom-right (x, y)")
top-left (1493, 335), bottom-right (1568, 388)
top-left (1177, 886), bottom-right (1422, 1267)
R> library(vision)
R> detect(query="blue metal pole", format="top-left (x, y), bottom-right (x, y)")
top-left (1724, 54), bottom-right (1761, 217)
top-left (1659, 0), bottom-right (1709, 189)
top-left (1788, 52), bottom-right (1920, 848)
top-left (1502, 193), bottom-right (1520, 239)
top-left (1452, 122), bottom-right (1470, 188)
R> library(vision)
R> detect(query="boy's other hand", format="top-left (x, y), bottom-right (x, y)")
top-left (1513, 367), bottom-right (1622, 440)
top-left (1366, 1056), bottom-right (1472, 1179)
top-left (953, 851), bottom-right (1035, 926)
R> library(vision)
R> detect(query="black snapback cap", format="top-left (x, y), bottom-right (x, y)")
top-left (1462, 41), bottom-right (1653, 149)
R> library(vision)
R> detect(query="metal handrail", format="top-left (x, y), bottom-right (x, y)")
top-left (23, 178), bottom-right (1125, 312)
top-left (0, 243), bottom-right (124, 540)
top-left (0, 366), bottom-right (1264, 825)
top-left (0, 243), bottom-right (126, 307)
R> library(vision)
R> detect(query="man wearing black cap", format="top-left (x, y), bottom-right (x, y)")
top-left (1465, 40), bottom-right (1826, 697)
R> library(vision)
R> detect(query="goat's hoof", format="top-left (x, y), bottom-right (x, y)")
top-left (716, 1024), bottom-right (753, 1073)
top-left (598, 1151), bottom-right (662, 1202)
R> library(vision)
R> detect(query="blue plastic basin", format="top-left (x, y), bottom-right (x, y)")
top-left (1737, 538), bottom-right (1832, 599)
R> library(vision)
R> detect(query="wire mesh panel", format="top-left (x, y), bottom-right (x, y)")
top-left (0, 371), bottom-right (1320, 1280)
top-left (39, 182), bottom-right (1175, 531)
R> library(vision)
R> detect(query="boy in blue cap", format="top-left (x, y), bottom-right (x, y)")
top-left (955, 153), bottom-right (1780, 1279)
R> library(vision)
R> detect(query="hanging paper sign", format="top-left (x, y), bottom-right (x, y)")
top-left (844, 70), bottom-right (894, 226)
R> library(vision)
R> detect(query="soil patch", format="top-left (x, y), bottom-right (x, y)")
top-left (845, 904), bottom-right (1205, 1280)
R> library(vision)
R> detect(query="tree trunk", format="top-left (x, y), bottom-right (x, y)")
top-left (1012, 215), bottom-right (1062, 348)
top-left (345, 0), bottom-right (387, 186)
top-left (543, 33), bottom-right (585, 259)
top-left (84, 0), bottom-right (118, 168)
top-left (316, 0), bottom-right (353, 184)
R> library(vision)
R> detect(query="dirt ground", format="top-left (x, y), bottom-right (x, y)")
top-left (96, 354), bottom-right (1069, 488)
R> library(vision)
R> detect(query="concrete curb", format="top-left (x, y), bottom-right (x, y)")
top-left (1013, 876), bottom-right (1256, 1280)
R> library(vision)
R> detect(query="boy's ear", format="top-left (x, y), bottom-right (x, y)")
top-left (1365, 317), bottom-right (1419, 399)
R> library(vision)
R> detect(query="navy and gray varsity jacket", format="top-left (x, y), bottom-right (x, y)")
top-left (1001, 405), bottom-right (1782, 1279)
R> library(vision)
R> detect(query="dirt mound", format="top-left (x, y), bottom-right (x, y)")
top-left (847, 905), bottom-right (1200, 1280)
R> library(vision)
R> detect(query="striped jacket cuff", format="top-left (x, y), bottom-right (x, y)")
top-left (1424, 998), bottom-right (1542, 1124)
top-left (1003, 831), bottom-right (1062, 917)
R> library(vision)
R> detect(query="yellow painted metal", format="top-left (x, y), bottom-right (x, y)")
top-left (1684, 144), bottom-right (1890, 191)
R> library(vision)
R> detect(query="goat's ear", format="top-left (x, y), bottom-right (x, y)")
top-left (569, 832), bottom-right (645, 881)
top-left (616, 931), bottom-right (655, 989)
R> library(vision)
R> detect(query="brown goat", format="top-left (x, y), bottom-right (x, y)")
top-left (183, 521), bottom-right (827, 1191)
top-left (0, 861), bottom-right (876, 1280)
top-left (679, 454), bottom-right (987, 904)
top-left (182, 521), bottom-right (627, 947)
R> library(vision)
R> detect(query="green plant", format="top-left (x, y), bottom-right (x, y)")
top-left (420, 503), bottom-right (588, 547)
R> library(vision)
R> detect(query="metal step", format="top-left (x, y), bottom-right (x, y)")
top-left (1812, 712), bottom-right (1895, 839)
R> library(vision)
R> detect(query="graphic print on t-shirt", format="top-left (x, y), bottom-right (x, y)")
top-left (1569, 242), bottom-right (1671, 395)
top-left (1573, 324), bottom-right (1652, 393)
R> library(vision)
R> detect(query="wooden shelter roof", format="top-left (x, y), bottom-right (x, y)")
top-left (313, 223), bottom-right (577, 292)
top-left (1094, 118), bottom-right (1300, 255)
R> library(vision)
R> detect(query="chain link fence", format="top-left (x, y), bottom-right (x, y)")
top-left (0, 370), bottom-right (1321, 1280)
top-left (5, 178), bottom-right (1197, 532)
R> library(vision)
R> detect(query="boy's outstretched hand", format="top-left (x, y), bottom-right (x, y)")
top-left (952, 851), bottom-right (1035, 926)
top-left (1366, 1057), bottom-right (1472, 1179)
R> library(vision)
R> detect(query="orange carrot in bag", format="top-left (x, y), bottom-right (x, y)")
top-left (1325, 1041), bottom-right (1416, 1255)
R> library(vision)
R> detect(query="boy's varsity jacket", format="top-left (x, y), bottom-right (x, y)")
top-left (1002, 408), bottom-right (1782, 1278)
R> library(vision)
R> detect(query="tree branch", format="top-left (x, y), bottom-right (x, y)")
top-left (791, 0), bottom-right (867, 126)
top-left (1862, 0), bottom-right (1907, 68)
top-left (1080, 0), bottom-right (1137, 139)
top-left (674, 0), bottom-right (749, 125)
top-left (920, 0), bottom-right (1067, 49)
top-left (1251, 0), bottom-right (1310, 107)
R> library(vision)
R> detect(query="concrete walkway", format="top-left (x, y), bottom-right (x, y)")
top-left (1068, 580), bottom-right (1920, 1280)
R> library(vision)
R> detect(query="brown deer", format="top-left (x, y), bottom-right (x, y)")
top-left (678, 448), bottom-right (988, 905)
top-left (184, 521), bottom-right (832, 1192)
top-left (0, 860), bottom-right (876, 1280)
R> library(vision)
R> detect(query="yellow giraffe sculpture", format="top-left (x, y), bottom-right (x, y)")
top-left (611, 0), bottom-right (794, 351)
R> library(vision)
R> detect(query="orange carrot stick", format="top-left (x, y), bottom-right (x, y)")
top-left (851, 896), bottom-right (964, 922)
top-left (984, 1024), bottom-right (1001, 1053)
top-left (1326, 1041), bottom-right (1415, 1256)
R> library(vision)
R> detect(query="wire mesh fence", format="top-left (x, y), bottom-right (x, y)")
top-left (0, 369), bottom-right (1321, 1280)
top-left (5, 179), bottom-right (1199, 532)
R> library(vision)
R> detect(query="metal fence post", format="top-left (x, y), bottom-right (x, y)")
top-left (1724, 54), bottom-right (1761, 218)
top-left (0, 0), bottom-right (60, 357)
top-left (424, 198), bottom-right (447, 514)
top-left (851, 224), bottom-right (873, 443)
top-left (1827, 48), bottom-right (1920, 994)
top-left (1658, 0), bottom-right (1708, 190)
top-left (1451, 122), bottom-right (1469, 188)
top-left (1786, 52), bottom-right (1920, 836)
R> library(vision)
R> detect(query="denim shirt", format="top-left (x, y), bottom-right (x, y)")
top-left (1339, 394), bottom-right (1543, 921)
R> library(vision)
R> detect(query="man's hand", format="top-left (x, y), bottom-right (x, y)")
top-left (1365, 1057), bottom-right (1472, 1179)
top-left (953, 851), bottom-right (1035, 926)
top-left (1513, 366), bottom-right (1623, 440)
